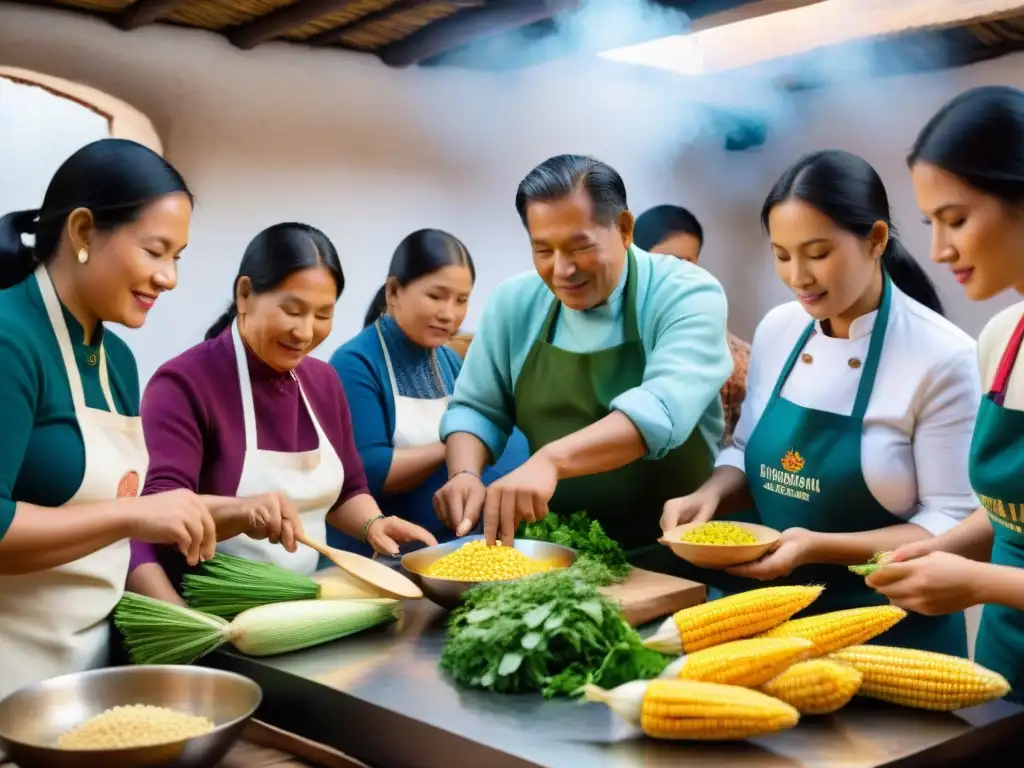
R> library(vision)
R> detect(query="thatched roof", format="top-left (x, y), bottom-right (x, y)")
top-left (6, 0), bottom-right (1024, 73)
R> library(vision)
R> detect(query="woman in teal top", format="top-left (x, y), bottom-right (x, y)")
top-left (869, 87), bottom-right (1024, 698)
top-left (662, 150), bottom-right (978, 657)
top-left (0, 139), bottom-right (214, 700)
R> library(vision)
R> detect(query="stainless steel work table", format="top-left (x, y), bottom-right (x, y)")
top-left (205, 599), bottom-right (1024, 768)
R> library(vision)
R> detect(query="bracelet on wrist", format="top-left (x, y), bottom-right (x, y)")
top-left (361, 514), bottom-right (385, 542)
top-left (449, 469), bottom-right (480, 482)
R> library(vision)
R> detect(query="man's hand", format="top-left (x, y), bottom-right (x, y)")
top-left (433, 472), bottom-right (487, 537)
top-left (483, 453), bottom-right (558, 545)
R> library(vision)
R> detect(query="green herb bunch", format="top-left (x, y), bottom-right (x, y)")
top-left (440, 558), bottom-right (669, 698)
top-left (521, 512), bottom-right (630, 582)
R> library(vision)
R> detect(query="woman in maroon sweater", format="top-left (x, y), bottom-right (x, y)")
top-left (128, 223), bottom-right (435, 603)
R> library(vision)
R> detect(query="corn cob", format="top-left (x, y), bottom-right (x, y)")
top-left (758, 605), bottom-right (905, 656)
top-left (114, 592), bottom-right (400, 664)
top-left (761, 659), bottom-right (862, 715)
top-left (644, 585), bottom-right (824, 654)
top-left (584, 679), bottom-right (800, 740)
top-left (659, 637), bottom-right (815, 688)
top-left (829, 645), bottom-right (1010, 711)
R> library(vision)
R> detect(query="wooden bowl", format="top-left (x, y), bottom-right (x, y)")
top-left (659, 522), bottom-right (780, 569)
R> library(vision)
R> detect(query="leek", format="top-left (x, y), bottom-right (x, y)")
top-left (114, 592), bottom-right (400, 665)
top-left (182, 552), bottom-right (384, 618)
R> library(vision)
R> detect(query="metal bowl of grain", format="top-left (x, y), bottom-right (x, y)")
top-left (400, 534), bottom-right (577, 609)
top-left (0, 665), bottom-right (261, 768)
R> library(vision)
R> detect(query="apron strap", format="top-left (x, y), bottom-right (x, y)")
top-left (231, 320), bottom-right (263, 450)
top-left (374, 321), bottom-right (402, 396)
top-left (990, 311), bottom-right (1024, 405)
top-left (34, 266), bottom-right (116, 413)
top-left (768, 274), bottom-right (893, 422)
top-left (540, 248), bottom-right (640, 344)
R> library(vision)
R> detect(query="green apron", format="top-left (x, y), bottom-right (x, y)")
top-left (513, 249), bottom-right (715, 568)
top-left (718, 277), bottom-right (967, 656)
top-left (970, 310), bottom-right (1024, 702)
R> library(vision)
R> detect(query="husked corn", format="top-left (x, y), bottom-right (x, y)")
top-left (422, 540), bottom-right (558, 582)
top-left (761, 659), bottom-right (862, 715)
top-left (584, 679), bottom-right (800, 741)
top-left (58, 705), bottom-right (214, 749)
top-left (759, 605), bottom-right (905, 656)
top-left (681, 521), bottom-right (758, 545)
top-left (660, 637), bottom-right (815, 688)
top-left (829, 645), bottom-right (1011, 711)
top-left (644, 585), bottom-right (824, 654)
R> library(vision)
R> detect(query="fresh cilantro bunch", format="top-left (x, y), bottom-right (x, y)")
top-left (439, 561), bottom-right (669, 698)
top-left (521, 512), bottom-right (631, 582)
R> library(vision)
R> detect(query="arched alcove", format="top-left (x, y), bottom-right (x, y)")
top-left (0, 67), bottom-right (161, 214)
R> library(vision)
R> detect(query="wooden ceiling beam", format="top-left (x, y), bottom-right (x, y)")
top-left (378, 0), bottom-right (581, 68)
top-left (117, 0), bottom-right (188, 29)
top-left (307, 0), bottom-right (435, 47)
top-left (227, 0), bottom-right (363, 50)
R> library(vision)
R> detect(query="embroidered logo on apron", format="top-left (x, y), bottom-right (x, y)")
top-left (117, 470), bottom-right (140, 499)
top-left (980, 494), bottom-right (1024, 533)
top-left (760, 450), bottom-right (821, 502)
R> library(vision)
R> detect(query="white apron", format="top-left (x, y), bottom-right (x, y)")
top-left (216, 322), bottom-right (343, 575)
top-left (0, 266), bottom-right (146, 701)
top-left (375, 321), bottom-right (450, 449)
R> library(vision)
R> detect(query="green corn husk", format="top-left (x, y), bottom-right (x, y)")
top-left (848, 551), bottom-right (893, 577)
top-left (182, 552), bottom-right (383, 619)
top-left (114, 592), bottom-right (400, 665)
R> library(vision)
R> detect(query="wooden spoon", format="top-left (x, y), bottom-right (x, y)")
top-left (297, 533), bottom-right (423, 600)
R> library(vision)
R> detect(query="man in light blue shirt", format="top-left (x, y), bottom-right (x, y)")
top-left (435, 155), bottom-right (733, 568)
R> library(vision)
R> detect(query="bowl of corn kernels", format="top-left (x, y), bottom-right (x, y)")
top-left (400, 536), bottom-right (576, 608)
top-left (659, 521), bottom-right (780, 569)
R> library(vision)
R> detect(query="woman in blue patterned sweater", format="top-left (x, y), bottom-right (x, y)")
top-left (329, 230), bottom-right (527, 553)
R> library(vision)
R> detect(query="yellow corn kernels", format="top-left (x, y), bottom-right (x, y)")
top-left (422, 540), bottom-right (557, 582)
top-left (644, 585), bottom-right (824, 654)
top-left (759, 605), bottom-right (905, 656)
top-left (662, 637), bottom-right (815, 688)
top-left (761, 659), bottom-right (862, 715)
top-left (829, 645), bottom-right (1011, 711)
top-left (584, 679), bottom-right (799, 741)
top-left (681, 521), bottom-right (758, 545)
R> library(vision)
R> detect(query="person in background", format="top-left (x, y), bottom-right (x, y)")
top-left (0, 139), bottom-right (222, 700)
top-left (329, 229), bottom-right (474, 554)
top-left (129, 223), bottom-right (436, 602)
top-left (434, 155), bottom-right (733, 569)
top-left (662, 150), bottom-right (977, 656)
top-left (867, 86), bottom-right (1024, 698)
top-left (633, 205), bottom-right (750, 446)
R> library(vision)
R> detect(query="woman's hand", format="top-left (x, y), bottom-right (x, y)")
top-left (866, 552), bottom-right (986, 615)
top-left (366, 516), bottom-right (438, 557)
top-left (126, 489), bottom-right (216, 567)
top-left (235, 492), bottom-right (304, 552)
top-left (725, 527), bottom-right (818, 581)
top-left (661, 487), bottom-right (721, 531)
top-left (482, 453), bottom-right (558, 545)
top-left (433, 472), bottom-right (487, 537)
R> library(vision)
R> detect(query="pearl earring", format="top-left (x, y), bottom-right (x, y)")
top-left (77, 248), bottom-right (89, 265)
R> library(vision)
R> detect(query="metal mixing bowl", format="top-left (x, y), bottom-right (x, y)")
top-left (0, 665), bottom-right (261, 768)
top-left (401, 535), bottom-right (577, 608)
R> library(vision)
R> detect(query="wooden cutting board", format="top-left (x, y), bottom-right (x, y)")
top-left (602, 567), bottom-right (706, 627)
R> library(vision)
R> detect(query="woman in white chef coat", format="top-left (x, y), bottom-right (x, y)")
top-left (0, 139), bottom-right (234, 700)
top-left (129, 223), bottom-right (436, 599)
top-left (662, 149), bottom-right (978, 656)
top-left (866, 86), bottom-right (1024, 702)
top-left (328, 229), bottom-right (475, 554)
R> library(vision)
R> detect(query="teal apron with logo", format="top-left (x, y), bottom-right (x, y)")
top-left (513, 249), bottom-right (716, 570)
top-left (714, 278), bottom-right (966, 655)
top-left (970, 311), bottom-right (1024, 702)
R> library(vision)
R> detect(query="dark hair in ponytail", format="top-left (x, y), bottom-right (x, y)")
top-left (205, 222), bottom-right (344, 340)
top-left (0, 138), bottom-right (191, 290)
top-left (762, 149), bottom-right (944, 315)
top-left (363, 228), bottom-right (475, 328)
top-left (908, 85), bottom-right (1024, 205)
